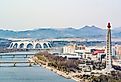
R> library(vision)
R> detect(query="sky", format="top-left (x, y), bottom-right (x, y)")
top-left (0, 0), bottom-right (121, 31)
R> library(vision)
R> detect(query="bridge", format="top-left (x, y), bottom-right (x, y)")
top-left (0, 54), bottom-right (33, 58)
top-left (0, 51), bottom-right (38, 67)
top-left (0, 39), bottom-right (52, 67)
top-left (0, 51), bottom-right (38, 58)
top-left (0, 53), bottom-right (34, 58)
top-left (0, 61), bottom-right (35, 67)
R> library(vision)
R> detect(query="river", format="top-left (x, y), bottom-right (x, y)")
top-left (0, 52), bottom-right (75, 82)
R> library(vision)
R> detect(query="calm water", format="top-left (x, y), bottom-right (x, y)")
top-left (0, 53), bottom-right (75, 82)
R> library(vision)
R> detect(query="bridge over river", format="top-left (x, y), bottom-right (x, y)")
top-left (0, 61), bottom-right (35, 67)
top-left (0, 51), bottom-right (37, 58)
top-left (0, 51), bottom-right (38, 67)
top-left (0, 51), bottom-right (75, 82)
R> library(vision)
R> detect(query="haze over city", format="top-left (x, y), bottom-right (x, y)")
top-left (0, 0), bottom-right (121, 31)
top-left (0, 0), bottom-right (121, 82)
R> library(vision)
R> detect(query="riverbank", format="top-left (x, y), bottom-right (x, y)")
top-left (30, 52), bottom-right (121, 82)
top-left (30, 56), bottom-right (83, 82)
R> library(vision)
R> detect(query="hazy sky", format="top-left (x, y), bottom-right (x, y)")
top-left (0, 0), bottom-right (121, 31)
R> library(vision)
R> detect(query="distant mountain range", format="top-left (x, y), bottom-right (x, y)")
top-left (0, 26), bottom-right (121, 39)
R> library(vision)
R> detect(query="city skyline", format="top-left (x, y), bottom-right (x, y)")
top-left (0, 0), bottom-right (121, 31)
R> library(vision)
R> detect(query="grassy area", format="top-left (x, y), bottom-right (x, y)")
top-left (35, 54), bottom-right (47, 62)
top-left (35, 52), bottom-right (80, 73)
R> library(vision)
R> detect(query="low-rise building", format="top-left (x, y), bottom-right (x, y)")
top-left (115, 45), bottom-right (121, 57)
top-left (62, 44), bottom-right (106, 60)
top-left (62, 44), bottom-right (76, 54)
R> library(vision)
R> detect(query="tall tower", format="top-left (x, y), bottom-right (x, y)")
top-left (105, 22), bottom-right (112, 72)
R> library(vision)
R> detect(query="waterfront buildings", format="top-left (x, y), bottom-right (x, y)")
top-left (62, 44), bottom-right (106, 60)
top-left (61, 22), bottom-right (121, 73)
